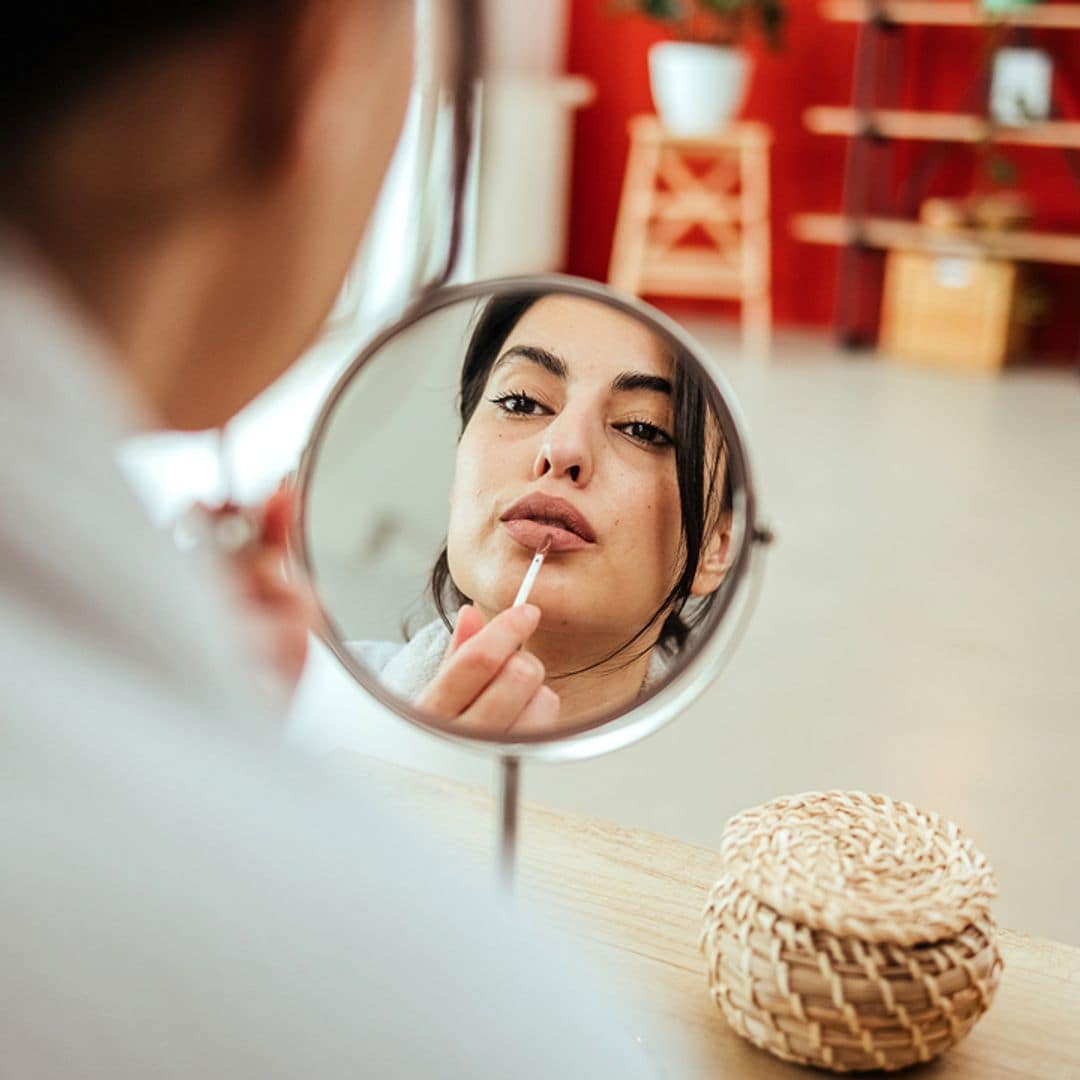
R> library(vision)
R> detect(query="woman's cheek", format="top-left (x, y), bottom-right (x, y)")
top-left (652, 478), bottom-right (684, 572)
top-left (455, 434), bottom-right (490, 504)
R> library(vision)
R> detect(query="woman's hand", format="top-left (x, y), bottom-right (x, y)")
top-left (415, 604), bottom-right (561, 738)
top-left (225, 486), bottom-right (317, 697)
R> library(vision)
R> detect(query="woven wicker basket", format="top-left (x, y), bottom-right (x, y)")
top-left (701, 792), bottom-right (1003, 1073)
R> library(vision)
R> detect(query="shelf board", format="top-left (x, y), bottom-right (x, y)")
top-left (823, 0), bottom-right (1080, 29)
top-left (805, 106), bottom-right (1080, 148)
top-left (792, 212), bottom-right (1080, 264)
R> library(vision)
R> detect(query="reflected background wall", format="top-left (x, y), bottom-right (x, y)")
top-left (305, 304), bottom-right (474, 642)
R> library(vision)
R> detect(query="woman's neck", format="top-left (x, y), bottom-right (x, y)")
top-left (549, 655), bottom-right (654, 727)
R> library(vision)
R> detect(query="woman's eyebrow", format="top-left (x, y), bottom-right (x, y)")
top-left (612, 371), bottom-right (672, 396)
top-left (492, 348), bottom-right (671, 397)
top-left (493, 345), bottom-right (567, 378)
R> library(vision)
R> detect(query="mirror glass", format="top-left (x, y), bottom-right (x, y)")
top-left (298, 280), bottom-right (758, 749)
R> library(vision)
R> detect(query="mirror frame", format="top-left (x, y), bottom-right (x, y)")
top-left (294, 273), bottom-right (769, 764)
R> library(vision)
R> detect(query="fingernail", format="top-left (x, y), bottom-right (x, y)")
top-left (515, 604), bottom-right (540, 631)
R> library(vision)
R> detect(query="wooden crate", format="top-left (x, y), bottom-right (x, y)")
top-left (880, 250), bottom-right (1026, 373)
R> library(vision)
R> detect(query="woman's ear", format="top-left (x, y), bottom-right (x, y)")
top-left (690, 513), bottom-right (733, 598)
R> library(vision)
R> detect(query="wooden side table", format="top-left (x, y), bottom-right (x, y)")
top-left (608, 115), bottom-right (773, 357)
top-left (335, 751), bottom-right (1080, 1079)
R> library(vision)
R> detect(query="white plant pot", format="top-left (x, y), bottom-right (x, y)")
top-left (648, 42), bottom-right (751, 135)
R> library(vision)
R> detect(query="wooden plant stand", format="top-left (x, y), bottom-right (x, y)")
top-left (609, 116), bottom-right (773, 358)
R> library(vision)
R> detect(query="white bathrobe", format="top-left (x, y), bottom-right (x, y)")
top-left (0, 234), bottom-right (654, 1078)
top-left (354, 617), bottom-right (673, 701)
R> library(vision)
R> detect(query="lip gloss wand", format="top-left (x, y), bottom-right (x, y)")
top-left (512, 535), bottom-right (552, 608)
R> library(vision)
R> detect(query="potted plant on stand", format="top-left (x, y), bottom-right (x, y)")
top-left (618, 0), bottom-right (786, 134)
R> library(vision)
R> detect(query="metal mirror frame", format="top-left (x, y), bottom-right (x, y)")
top-left (294, 272), bottom-right (769, 767)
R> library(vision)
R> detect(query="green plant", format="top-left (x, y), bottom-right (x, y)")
top-left (616, 0), bottom-right (787, 51)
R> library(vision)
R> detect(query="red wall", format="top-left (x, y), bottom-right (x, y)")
top-left (564, 0), bottom-right (1080, 358)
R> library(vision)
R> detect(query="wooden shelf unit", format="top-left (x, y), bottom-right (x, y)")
top-left (792, 211), bottom-right (1080, 264)
top-left (823, 0), bottom-right (1080, 30)
top-left (798, 0), bottom-right (1080, 350)
top-left (805, 106), bottom-right (1080, 148)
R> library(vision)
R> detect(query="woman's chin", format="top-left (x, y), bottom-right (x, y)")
top-left (470, 585), bottom-right (572, 625)
top-left (464, 556), bottom-right (606, 625)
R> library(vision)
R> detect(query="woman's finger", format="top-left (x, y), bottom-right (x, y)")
top-left (503, 684), bottom-right (561, 738)
top-left (416, 604), bottom-right (540, 719)
top-left (451, 650), bottom-right (547, 737)
top-left (260, 485), bottom-right (293, 549)
top-left (446, 604), bottom-right (486, 657)
top-left (241, 548), bottom-right (303, 607)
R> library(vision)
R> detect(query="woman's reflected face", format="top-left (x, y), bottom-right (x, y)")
top-left (447, 296), bottom-right (684, 648)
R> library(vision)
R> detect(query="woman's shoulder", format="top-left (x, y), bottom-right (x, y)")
top-left (347, 637), bottom-right (403, 675)
top-left (347, 618), bottom-right (452, 700)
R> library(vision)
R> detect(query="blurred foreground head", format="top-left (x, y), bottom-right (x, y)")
top-left (0, 3), bottom-right (413, 430)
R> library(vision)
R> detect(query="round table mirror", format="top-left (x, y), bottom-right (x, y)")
top-left (294, 275), bottom-right (770, 876)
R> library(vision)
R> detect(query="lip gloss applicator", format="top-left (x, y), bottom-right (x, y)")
top-left (512, 535), bottom-right (552, 608)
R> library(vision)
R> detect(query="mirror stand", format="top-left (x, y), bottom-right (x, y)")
top-left (498, 755), bottom-right (520, 888)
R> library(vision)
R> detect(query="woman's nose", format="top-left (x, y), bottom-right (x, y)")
top-left (531, 412), bottom-right (594, 486)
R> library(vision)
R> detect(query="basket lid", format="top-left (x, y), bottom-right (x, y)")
top-left (720, 791), bottom-right (997, 945)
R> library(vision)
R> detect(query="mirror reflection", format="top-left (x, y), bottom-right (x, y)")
top-left (303, 288), bottom-right (739, 740)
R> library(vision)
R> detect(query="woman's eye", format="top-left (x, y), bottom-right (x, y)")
top-left (489, 392), bottom-right (547, 417)
top-left (618, 420), bottom-right (674, 448)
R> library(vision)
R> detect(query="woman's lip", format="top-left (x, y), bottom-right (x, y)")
top-left (499, 493), bottom-right (597, 543)
top-left (502, 518), bottom-right (591, 553)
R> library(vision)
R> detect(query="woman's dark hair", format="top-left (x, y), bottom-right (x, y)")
top-left (430, 292), bottom-right (732, 673)
top-left (2, 5), bottom-right (296, 167)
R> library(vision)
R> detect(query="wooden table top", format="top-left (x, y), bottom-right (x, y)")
top-left (336, 752), bottom-right (1080, 1079)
